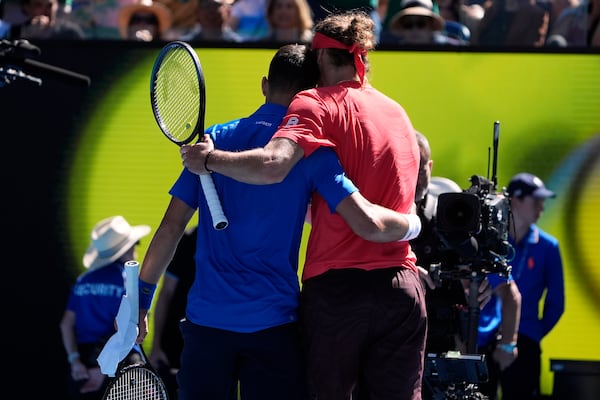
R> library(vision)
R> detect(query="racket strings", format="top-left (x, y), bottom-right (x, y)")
top-left (152, 47), bottom-right (202, 143)
top-left (104, 366), bottom-right (168, 400)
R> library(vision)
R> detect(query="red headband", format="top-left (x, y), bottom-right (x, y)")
top-left (311, 32), bottom-right (366, 85)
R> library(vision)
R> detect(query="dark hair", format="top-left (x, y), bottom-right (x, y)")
top-left (267, 44), bottom-right (319, 94)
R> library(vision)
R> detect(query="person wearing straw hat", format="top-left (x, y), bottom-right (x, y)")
top-left (118, 0), bottom-right (172, 41)
top-left (59, 215), bottom-right (150, 399)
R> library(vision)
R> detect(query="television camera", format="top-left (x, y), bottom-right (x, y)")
top-left (434, 173), bottom-right (512, 277)
top-left (427, 121), bottom-right (513, 284)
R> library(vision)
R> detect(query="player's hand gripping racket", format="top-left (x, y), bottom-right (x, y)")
top-left (150, 41), bottom-right (228, 230)
top-left (102, 261), bottom-right (169, 400)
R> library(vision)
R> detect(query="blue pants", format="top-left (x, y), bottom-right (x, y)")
top-left (501, 334), bottom-right (542, 399)
top-left (177, 320), bottom-right (305, 400)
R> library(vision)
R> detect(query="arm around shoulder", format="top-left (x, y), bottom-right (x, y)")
top-left (214, 137), bottom-right (303, 184)
top-left (335, 192), bottom-right (421, 243)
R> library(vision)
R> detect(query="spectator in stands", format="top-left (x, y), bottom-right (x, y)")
top-left (10, 0), bottom-right (85, 39)
top-left (262, 0), bottom-right (314, 43)
top-left (436, 0), bottom-right (483, 43)
top-left (182, 0), bottom-right (242, 42)
top-left (380, 0), bottom-right (465, 45)
top-left (382, 0), bottom-right (420, 33)
top-left (118, 0), bottom-right (172, 41)
top-left (592, 0), bottom-right (600, 45)
top-left (549, 0), bottom-right (600, 46)
top-left (1, 1), bottom-right (11, 39)
top-left (155, 0), bottom-right (199, 40)
top-left (471, 0), bottom-right (550, 47)
top-left (308, 0), bottom-right (383, 41)
top-left (437, 0), bottom-right (484, 28)
top-left (62, 0), bottom-right (139, 39)
top-left (229, 0), bottom-right (270, 41)
top-left (535, 0), bottom-right (577, 44)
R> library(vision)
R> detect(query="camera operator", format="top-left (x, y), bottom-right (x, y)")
top-left (412, 132), bottom-right (487, 398)
top-left (412, 131), bottom-right (521, 400)
top-left (414, 176), bottom-right (478, 347)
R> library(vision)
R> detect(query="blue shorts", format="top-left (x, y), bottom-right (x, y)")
top-left (177, 320), bottom-right (305, 400)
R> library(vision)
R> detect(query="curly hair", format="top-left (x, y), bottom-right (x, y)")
top-left (313, 10), bottom-right (375, 69)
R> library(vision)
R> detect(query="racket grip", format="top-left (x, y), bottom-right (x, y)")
top-left (200, 174), bottom-right (229, 230)
top-left (124, 260), bottom-right (140, 324)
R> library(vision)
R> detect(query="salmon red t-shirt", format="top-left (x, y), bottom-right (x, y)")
top-left (273, 81), bottom-right (420, 281)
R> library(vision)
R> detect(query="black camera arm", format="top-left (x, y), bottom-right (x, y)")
top-left (0, 39), bottom-right (90, 87)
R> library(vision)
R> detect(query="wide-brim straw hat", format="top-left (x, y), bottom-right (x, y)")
top-left (83, 215), bottom-right (151, 271)
top-left (118, 0), bottom-right (172, 39)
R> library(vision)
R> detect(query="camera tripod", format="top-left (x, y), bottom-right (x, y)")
top-left (424, 270), bottom-right (490, 400)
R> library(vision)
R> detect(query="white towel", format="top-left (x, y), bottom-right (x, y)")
top-left (96, 294), bottom-right (138, 377)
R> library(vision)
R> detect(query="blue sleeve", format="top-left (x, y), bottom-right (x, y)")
top-left (306, 147), bottom-right (358, 212)
top-left (487, 271), bottom-right (513, 289)
top-left (541, 238), bottom-right (565, 337)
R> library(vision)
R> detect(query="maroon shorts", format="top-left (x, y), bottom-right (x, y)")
top-left (300, 267), bottom-right (427, 400)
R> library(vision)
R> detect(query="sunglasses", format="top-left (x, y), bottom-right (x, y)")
top-left (400, 16), bottom-right (430, 30)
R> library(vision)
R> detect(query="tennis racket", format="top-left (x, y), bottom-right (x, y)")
top-left (150, 41), bottom-right (228, 230)
top-left (101, 261), bottom-right (169, 400)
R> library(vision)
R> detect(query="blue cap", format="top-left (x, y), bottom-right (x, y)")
top-left (507, 173), bottom-right (556, 199)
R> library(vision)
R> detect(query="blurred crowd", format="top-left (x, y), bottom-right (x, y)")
top-left (1, 0), bottom-right (598, 48)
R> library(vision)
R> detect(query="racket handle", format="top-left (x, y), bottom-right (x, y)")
top-left (200, 174), bottom-right (229, 230)
top-left (124, 260), bottom-right (140, 324)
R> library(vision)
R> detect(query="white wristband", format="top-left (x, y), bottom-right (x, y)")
top-left (400, 214), bottom-right (422, 241)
